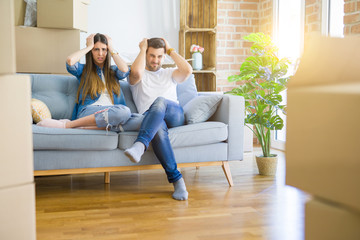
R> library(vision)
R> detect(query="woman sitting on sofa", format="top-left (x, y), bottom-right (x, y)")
top-left (37, 33), bottom-right (143, 132)
top-left (37, 33), bottom-right (188, 201)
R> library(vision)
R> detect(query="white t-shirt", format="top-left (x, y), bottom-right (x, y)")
top-left (91, 71), bottom-right (113, 106)
top-left (130, 68), bottom-right (178, 114)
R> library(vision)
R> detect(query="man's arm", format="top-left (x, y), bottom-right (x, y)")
top-left (163, 39), bottom-right (193, 83)
top-left (129, 38), bottom-right (148, 85)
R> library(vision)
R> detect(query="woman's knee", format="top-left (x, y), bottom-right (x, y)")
top-left (108, 105), bottom-right (131, 125)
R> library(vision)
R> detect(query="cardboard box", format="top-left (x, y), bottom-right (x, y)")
top-left (0, 183), bottom-right (36, 240)
top-left (286, 35), bottom-right (360, 212)
top-left (37, 0), bottom-right (90, 32)
top-left (15, 26), bottom-right (81, 74)
top-left (0, 75), bottom-right (34, 189)
top-left (14, 0), bottom-right (26, 26)
top-left (305, 198), bottom-right (360, 240)
top-left (0, 0), bottom-right (16, 74)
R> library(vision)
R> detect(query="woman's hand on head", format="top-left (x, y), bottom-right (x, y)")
top-left (86, 34), bottom-right (95, 49)
top-left (104, 34), bottom-right (114, 52)
top-left (139, 38), bottom-right (148, 52)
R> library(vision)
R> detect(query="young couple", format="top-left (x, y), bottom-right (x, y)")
top-left (37, 33), bottom-right (193, 201)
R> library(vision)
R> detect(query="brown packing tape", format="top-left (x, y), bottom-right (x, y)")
top-left (288, 34), bottom-right (360, 88)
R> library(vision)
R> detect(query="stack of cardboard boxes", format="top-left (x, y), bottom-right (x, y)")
top-left (15, 0), bottom-right (90, 74)
top-left (286, 35), bottom-right (360, 240)
top-left (0, 1), bottom-right (36, 239)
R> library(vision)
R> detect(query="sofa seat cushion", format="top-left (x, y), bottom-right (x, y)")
top-left (118, 121), bottom-right (228, 150)
top-left (33, 125), bottom-right (119, 151)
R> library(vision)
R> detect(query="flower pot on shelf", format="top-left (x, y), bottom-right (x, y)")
top-left (192, 52), bottom-right (203, 70)
top-left (255, 155), bottom-right (278, 176)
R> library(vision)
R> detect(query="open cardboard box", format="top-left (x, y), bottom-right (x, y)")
top-left (286, 34), bottom-right (360, 212)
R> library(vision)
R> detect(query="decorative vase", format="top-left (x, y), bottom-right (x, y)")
top-left (255, 155), bottom-right (278, 176)
top-left (192, 52), bottom-right (203, 70)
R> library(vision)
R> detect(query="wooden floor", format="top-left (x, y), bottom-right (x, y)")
top-left (35, 147), bottom-right (309, 240)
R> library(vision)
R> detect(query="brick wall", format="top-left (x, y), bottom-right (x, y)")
top-left (344, 0), bottom-right (360, 35)
top-left (216, 0), bottom-right (276, 92)
top-left (216, 0), bottom-right (260, 92)
top-left (305, 0), bottom-right (322, 34)
top-left (259, 0), bottom-right (273, 35)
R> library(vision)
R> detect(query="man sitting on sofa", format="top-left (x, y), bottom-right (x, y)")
top-left (124, 38), bottom-right (192, 201)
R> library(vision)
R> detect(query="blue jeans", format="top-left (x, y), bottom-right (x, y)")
top-left (136, 97), bottom-right (185, 183)
top-left (78, 105), bottom-right (144, 132)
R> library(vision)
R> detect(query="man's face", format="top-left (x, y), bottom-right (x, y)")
top-left (146, 47), bottom-right (165, 71)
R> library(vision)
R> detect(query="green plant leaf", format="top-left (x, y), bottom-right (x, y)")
top-left (224, 32), bottom-right (292, 156)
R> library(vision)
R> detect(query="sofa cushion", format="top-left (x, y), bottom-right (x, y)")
top-left (183, 94), bottom-right (223, 124)
top-left (33, 125), bottom-right (119, 151)
top-left (31, 98), bottom-right (52, 123)
top-left (31, 74), bottom-right (79, 120)
top-left (177, 74), bottom-right (198, 107)
top-left (118, 121), bottom-right (228, 150)
top-left (120, 80), bottom-right (138, 113)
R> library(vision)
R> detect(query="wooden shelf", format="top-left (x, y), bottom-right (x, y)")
top-left (180, 0), bottom-right (217, 29)
top-left (193, 68), bottom-right (216, 74)
top-left (179, 0), bottom-right (217, 91)
top-left (184, 27), bottom-right (216, 33)
top-left (194, 72), bottom-right (216, 92)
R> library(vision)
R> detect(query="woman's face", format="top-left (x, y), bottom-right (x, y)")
top-left (91, 41), bottom-right (107, 67)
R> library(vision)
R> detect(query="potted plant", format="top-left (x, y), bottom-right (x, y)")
top-left (227, 32), bottom-right (291, 176)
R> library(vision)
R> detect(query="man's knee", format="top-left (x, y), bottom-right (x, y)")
top-left (151, 97), bottom-right (167, 110)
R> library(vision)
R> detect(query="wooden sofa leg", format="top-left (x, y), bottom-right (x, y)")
top-left (104, 172), bottom-right (110, 184)
top-left (222, 161), bottom-right (234, 187)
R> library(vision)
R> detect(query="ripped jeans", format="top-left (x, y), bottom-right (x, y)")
top-left (77, 105), bottom-right (144, 132)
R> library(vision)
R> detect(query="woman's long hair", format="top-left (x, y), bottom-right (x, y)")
top-left (77, 33), bottom-right (121, 104)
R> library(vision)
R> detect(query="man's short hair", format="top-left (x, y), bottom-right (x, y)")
top-left (147, 38), bottom-right (166, 53)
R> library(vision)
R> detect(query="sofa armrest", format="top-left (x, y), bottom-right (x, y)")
top-left (209, 94), bottom-right (245, 161)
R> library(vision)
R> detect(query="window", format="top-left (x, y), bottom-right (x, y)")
top-left (272, 0), bottom-right (305, 150)
top-left (322, 0), bottom-right (344, 37)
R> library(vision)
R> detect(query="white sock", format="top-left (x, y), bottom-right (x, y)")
top-left (124, 142), bottom-right (145, 163)
top-left (172, 178), bottom-right (188, 201)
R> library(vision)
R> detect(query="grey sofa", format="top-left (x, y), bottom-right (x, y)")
top-left (31, 74), bottom-right (244, 186)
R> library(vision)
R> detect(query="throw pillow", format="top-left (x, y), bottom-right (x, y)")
top-left (177, 74), bottom-right (198, 107)
top-left (31, 98), bottom-right (51, 123)
top-left (183, 94), bottom-right (223, 124)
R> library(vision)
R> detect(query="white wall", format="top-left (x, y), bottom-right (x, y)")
top-left (80, 0), bottom-right (180, 64)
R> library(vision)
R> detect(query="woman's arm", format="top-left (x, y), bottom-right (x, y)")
top-left (105, 35), bottom-right (129, 73)
top-left (66, 34), bottom-right (95, 66)
top-left (129, 38), bottom-right (148, 85)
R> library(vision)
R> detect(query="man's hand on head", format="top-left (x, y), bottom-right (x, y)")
top-left (139, 38), bottom-right (148, 52)
top-left (162, 38), bottom-right (171, 52)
